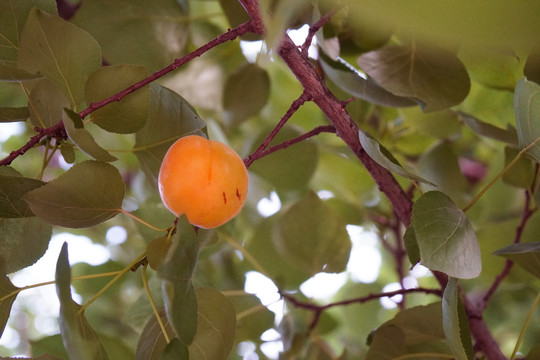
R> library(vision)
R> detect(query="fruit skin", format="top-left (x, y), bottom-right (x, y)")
top-left (158, 135), bottom-right (248, 229)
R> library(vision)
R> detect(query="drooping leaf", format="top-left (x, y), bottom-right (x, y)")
top-left (357, 44), bottom-right (470, 112)
top-left (85, 64), bottom-right (149, 133)
top-left (502, 146), bottom-right (535, 189)
top-left (412, 191), bottom-right (481, 279)
top-left (275, 192), bottom-right (351, 275)
top-left (23, 160), bottom-right (125, 228)
top-left (514, 78), bottom-right (540, 162)
top-left (158, 216), bottom-right (200, 345)
top-left (72, 0), bottom-right (189, 71)
top-left (55, 242), bottom-right (109, 360)
top-left (63, 110), bottom-right (118, 162)
top-left (442, 277), bottom-right (474, 360)
top-left (0, 273), bottom-right (19, 338)
top-left (134, 84), bottom-right (207, 188)
top-left (28, 79), bottom-right (70, 128)
top-left (493, 242), bottom-right (540, 279)
top-left (318, 53), bottom-right (416, 108)
top-left (222, 63), bottom-right (271, 128)
top-left (458, 111), bottom-right (518, 145)
top-left (0, 0), bottom-right (56, 64)
top-left (0, 173), bottom-right (45, 217)
top-left (17, 8), bottom-right (101, 107)
top-left (0, 107), bottom-right (29, 122)
top-left (358, 130), bottom-right (435, 185)
top-left (188, 287), bottom-right (237, 360)
top-left (0, 217), bottom-right (52, 273)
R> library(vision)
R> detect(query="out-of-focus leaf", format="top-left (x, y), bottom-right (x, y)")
top-left (493, 242), bottom-right (540, 279)
top-left (0, 273), bottom-right (19, 338)
top-left (366, 302), bottom-right (452, 359)
top-left (17, 8), bottom-right (101, 107)
top-left (0, 217), bottom-right (52, 273)
top-left (146, 236), bottom-right (171, 270)
top-left (55, 242), bottom-right (109, 360)
top-left (85, 65), bottom-right (149, 133)
top-left (400, 107), bottom-right (461, 139)
top-left (403, 225), bottom-right (420, 267)
top-left (188, 287), bottom-right (236, 360)
top-left (357, 44), bottom-right (470, 112)
top-left (514, 78), bottom-right (540, 162)
top-left (158, 216), bottom-right (200, 345)
top-left (134, 84), bottom-right (207, 188)
top-left (31, 334), bottom-right (69, 360)
top-left (63, 110), bottom-right (118, 162)
top-left (0, 173), bottom-right (44, 217)
top-left (319, 53), bottom-right (415, 108)
top-left (218, 0), bottom-right (259, 41)
top-left (442, 277), bottom-right (474, 360)
top-left (358, 130), bottom-right (434, 185)
top-left (524, 47), bottom-right (540, 84)
top-left (228, 292), bottom-right (274, 343)
top-left (28, 79), bottom-right (70, 128)
top-left (0, 107), bottom-right (29, 122)
top-left (60, 142), bottom-right (76, 164)
top-left (275, 192), bottom-right (351, 275)
top-left (458, 111), bottom-right (518, 145)
top-left (24, 161), bottom-right (124, 228)
top-left (412, 191), bottom-right (481, 279)
top-left (72, 0), bottom-right (189, 71)
top-left (502, 146), bottom-right (535, 189)
top-left (0, 64), bottom-right (44, 82)
top-left (0, 0), bottom-right (57, 64)
top-left (223, 63), bottom-right (270, 128)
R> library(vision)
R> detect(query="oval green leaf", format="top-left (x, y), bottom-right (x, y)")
top-left (23, 160), bottom-right (125, 228)
top-left (28, 79), bottom-right (70, 128)
top-left (0, 173), bottom-right (45, 217)
top-left (412, 191), bottom-right (481, 279)
top-left (493, 242), bottom-right (540, 279)
top-left (514, 78), bottom-right (540, 162)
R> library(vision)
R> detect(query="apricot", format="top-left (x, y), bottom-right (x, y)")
top-left (158, 135), bottom-right (248, 229)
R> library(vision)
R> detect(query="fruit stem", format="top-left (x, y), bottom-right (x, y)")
top-left (118, 209), bottom-right (169, 232)
top-left (142, 264), bottom-right (171, 344)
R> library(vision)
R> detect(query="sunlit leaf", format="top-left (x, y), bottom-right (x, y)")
top-left (28, 79), bottom-right (70, 128)
top-left (0, 217), bottom-right (52, 273)
top-left (63, 110), bottom-right (118, 162)
top-left (514, 78), bottom-right (540, 162)
top-left (134, 84), bottom-right (207, 188)
top-left (275, 192), bottom-right (351, 275)
top-left (400, 107), bottom-right (461, 139)
top-left (0, 107), bottom-right (29, 122)
top-left (458, 111), bottom-right (518, 145)
top-left (0, 273), bottom-right (19, 338)
top-left (358, 130), bottom-right (435, 185)
top-left (55, 242), bottom-right (109, 360)
top-left (319, 53), bottom-right (416, 108)
top-left (0, 172), bottom-right (45, 217)
top-left (85, 64), bottom-right (149, 133)
top-left (0, 0), bottom-right (56, 64)
top-left (24, 160), bottom-right (124, 228)
top-left (493, 242), bottom-right (540, 279)
top-left (223, 63), bottom-right (270, 128)
top-left (357, 44), bottom-right (470, 112)
top-left (442, 277), bottom-right (474, 360)
top-left (188, 287), bottom-right (236, 360)
top-left (72, 0), bottom-right (189, 71)
top-left (17, 8), bottom-right (101, 107)
top-left (158, 216), bottom-right (200, 345)
top-left (412, 191), bottom-right (481, 279)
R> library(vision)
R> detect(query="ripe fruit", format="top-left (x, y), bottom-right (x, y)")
top-left (158, 135), bottom-right (248, 229)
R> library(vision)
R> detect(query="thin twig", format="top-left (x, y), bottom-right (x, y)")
top-left (300, 11), bottom-right (335, 57)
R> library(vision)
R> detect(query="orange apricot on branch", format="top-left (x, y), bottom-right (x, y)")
top-left (158, 135), bottom-right (248, 229)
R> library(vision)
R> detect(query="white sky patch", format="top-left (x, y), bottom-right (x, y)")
top-left (106, 225), bottom-right (128, 245)
top-left (317, 189), bottom-right (334, 200)
top-left (0, 122), bottom-right (25, 142)
top-left (346, 225), bottom-right (381, 283)
top-left (257, 191), bottom-right (281, 217)
top-left (300, 272), bottom-right (348, 299)
top-left (244, 271), bottom-right (283, 318)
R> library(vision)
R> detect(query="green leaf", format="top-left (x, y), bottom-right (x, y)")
top-left (318, 53), bottom-right (416, 108)
top-left (0, 0), bottom-right (57, 64)
top-left (72, 0), bottom-right (189, 71)
top-left (0, 64), bottom-right (44, 82)
top-left (135, 308), bottom-right (176, 360)
top-left (188, 287), bottom-right (236, 360)
top-left (85, 64), bottom-right (149, 133)
top-left (158, 216), bottom-right (200, 345)
top-left (223, 63), bottom-right (271, 128)
top-left (514, 78), bottom-right (540, 162)
top-left (400, 107), bottom-right (461, 139)
top-left (17, 8), bottom-right (102, 107)
top-left (412, 191), bottom-right (481, 279)
top-left (134, 84), bottom-right (207, 188)
top-left (359, 130), bottom-right (435, 185)
top-left (161, 338), bottom-right (189, 360)
top-left (30, 334), bottom-right (69, 360)
top-left (502, 146), bottom-right (535, 189)
top-left (442, 277), bottom-right (474, 360)
top-left (28, 79), bottom-right (70, 128)
top-left (228, 292), bottom-right (274, 343)
top-left (493, 242), bottom-right (540, 279)
top-left (403, 225), bottom-right (420, 267)
top-left (0, 273), bottom-right (19, 338)
top-left (55, 242), bottom-right (109, 360)
top-left (0, 173), bottom-right (45, 217)
top-left (63, 110), bottom-right (118, 162)
top-left (0, 217), bottom-right (52, 273)
top-left (60, 142), bottom-right (76, 164)
top-left (146, 236), bottom-right (172, 270)
top-left (23, 160), bottom-right (124, 228)
top-left (275, 192), bottom-right (351, 275)
top-left (458, 111), bottom-right (518, 145)
top-left (357, 44), bottom-right (470, 112)
top-left (524, 47), bottom-right (540, 84)
top-left (0, 107), bottom-right (29, 122)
